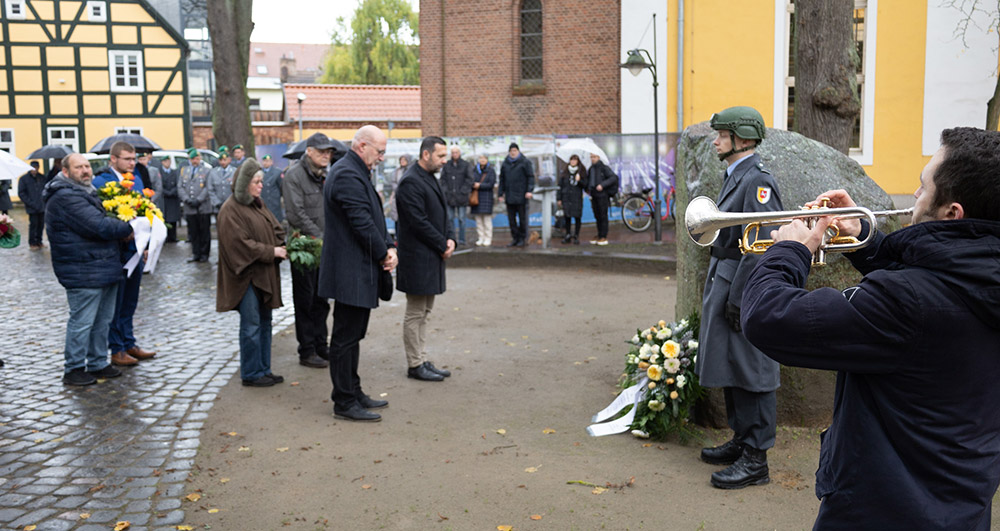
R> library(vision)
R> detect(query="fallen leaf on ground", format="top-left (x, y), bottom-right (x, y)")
top-left (642, 443), bottom-right (652, 448)
top-left (524, 466), bottom-right (540, 473)
top-left (496, 429), bottom-right (506, 435)
top-left (51, 437), bottom-right (63, 443)
top-left (530, 514), bottom-right (543, 520)
top-left (438, 513), bottom-right (449, 521)
top-left (238, 446), bottom-right (250, 452)
top-left (40, 411), bottom-right (54, 417)
top-left (379, 393), bottom-right (388, 397)
top-left (225, 432), bottom-right (238, 436)
top-left (185, 493), bottom-right (201, 502)
top-left (175, 526), bottom-right (194, 531)
top-left (208, 508), bottom-right (219, 513)
top-left (114, 522), bottom-right (131, 530)
top-left (290, 382), bottom-right (300, 386)
top-left (276, 447), bottom-right (289, 452)
top-left (574, 361), bottom-right (583, 365)
top-left (592, 487), bottom-right (607, 494)
top-left (34, 439), bottom-right (44, 443)
top-left (79, 513), bottom-right (90, 519)
top-left (24, 526), bottom-right (36, 531)
top-left (542, 428), bottom-right (556, 434)
top-left (220, 478), bottom-right (230, 483)
top-left (497, 526), bottom-right (513, 531)
top-left (361, 484), bottom-right (372, 489)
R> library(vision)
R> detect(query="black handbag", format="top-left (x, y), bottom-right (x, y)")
top-left (378, 269), bottom-right (393, 301)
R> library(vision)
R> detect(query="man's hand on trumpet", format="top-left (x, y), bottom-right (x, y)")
top-left (770, 216), bottom-right (832, 254)
top-left (805, 189), bottom-right (863, 238)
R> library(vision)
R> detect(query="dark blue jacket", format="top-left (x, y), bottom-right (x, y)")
top-left (498, 154), bottom-right (535, 205)
top-left (43, 176), bottom-right (133, 289)
top-left (318, 150), bottom-right (394, 309)
top-left (742, 219), bottom-right (1000, 530)
top-left (18, 172), bottom-right (47, 214)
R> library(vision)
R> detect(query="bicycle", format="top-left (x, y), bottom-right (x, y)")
top-left (621, 185), bottom-right (675, 233)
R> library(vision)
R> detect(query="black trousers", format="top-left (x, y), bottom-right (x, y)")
top-left (329, 301), bottom-right (371, 410)
top-left (563, 216), bottom-right (581, 236)
top-left (28, 212), bottom-right (45, 246)
top-left (591, 194), bottom-right (610, 238)
top-left (165, 221), bottom-right (178, 243)
top-left (291, 264), bottom-right (330, 358)
top-left (506, 203), bottom-right (528, 242)
top-left (723, 387), bottom-right (777, 451)
top-left (186, 213), bottom-right (211, 259)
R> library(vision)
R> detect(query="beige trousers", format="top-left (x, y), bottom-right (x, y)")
top-left (473, 213), bottom-right (493, 245)
top-left (403, 293), bottom-right (435, 368)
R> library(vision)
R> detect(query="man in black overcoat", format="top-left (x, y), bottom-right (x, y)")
top-left (395, 136), bottom-right (455, 383)
top-left (318, 125), bottom-right (397, 422)
top-left (439, 145), bottom-right (473, 246)
top-left (498, 143), bottom-right (535, 247)
top-left (742, 127), bottom-right (1000, 529)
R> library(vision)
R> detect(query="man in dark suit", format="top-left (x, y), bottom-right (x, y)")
top-left (18, 161), bottom-right (46, 248)
top-left (498, 143), bottom-right (535, 247)
top-left (395, 136), bottom-right (455, 382)
top-left (696, 106), bottom-right (783, 489)
top-left (318, 125), bottom-right (397, 422)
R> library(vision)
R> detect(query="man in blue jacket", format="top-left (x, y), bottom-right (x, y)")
top-left (18, 160), bottom-right (47, 248)
top-left (44, 153), bottom-right (134, 386)
top-left (92, 141), bottom-right (157, 367)
top-left (742, 127), bottom-right (1000, 529)
top-left (318, 125), bottom-right (396, 422)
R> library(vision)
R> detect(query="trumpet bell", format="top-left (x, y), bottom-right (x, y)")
top-left (685, 196), bottom-right (724, 246)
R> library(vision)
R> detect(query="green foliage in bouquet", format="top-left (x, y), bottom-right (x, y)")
top-left (0, 213), bottom-right (20, 249)
top-left (621, 313), bottom-right (704, 441)
top-left (287, 231), bottom-right (323, 270)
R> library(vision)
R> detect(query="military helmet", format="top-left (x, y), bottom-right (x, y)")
top-left (710, 106), bottom-right (766, 141)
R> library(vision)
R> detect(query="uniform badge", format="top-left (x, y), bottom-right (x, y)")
top-left (756, 187), bottom-right (772, 204)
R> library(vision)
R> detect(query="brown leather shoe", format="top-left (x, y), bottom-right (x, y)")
top-left (111, 351), bottom-right (138, 366)
top-left (126, 346), bottom-right (156, 360)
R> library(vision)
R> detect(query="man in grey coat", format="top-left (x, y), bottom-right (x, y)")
top-left (696, 106), bottom-right (784, 489)
top-left (283, 132), bottom-right (336, 369)
top-left (178, 149), bottom-right (213, 262)
top-left (207, 152), bottom-right (235, 214)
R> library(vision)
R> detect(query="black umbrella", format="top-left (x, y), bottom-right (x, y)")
top-left (27, 144), bottom-right (73, 159)
top-left (88, 133), bottom-right (162, 154)
top-left (282, 138), bottom-right (348, 160)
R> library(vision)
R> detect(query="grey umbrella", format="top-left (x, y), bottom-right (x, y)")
top-left (282, 138), bottom-right (348, 160)
top-left (89, 133), bottom-right (162, 154)
top-left (27, 144), bottom-right (73, 159)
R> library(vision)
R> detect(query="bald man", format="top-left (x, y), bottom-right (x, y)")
top-left (318, 125), bottom-right (397, 422)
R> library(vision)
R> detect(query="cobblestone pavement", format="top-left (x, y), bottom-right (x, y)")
top-left (0, 209), bottom-right (294, 530)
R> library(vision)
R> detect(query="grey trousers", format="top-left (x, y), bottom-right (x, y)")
top-left (403, 294), bottom-right (435, 368)
top-left (724, 387), bottom-right (777, 451)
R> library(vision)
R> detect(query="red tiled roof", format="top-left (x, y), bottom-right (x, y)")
top-left (249, 42), bottom-right (330, 80)
top-left (283, 84), bottom-right (421, 122)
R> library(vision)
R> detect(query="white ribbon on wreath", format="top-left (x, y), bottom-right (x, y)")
top-left (586, 376), bottom-right (649, 437)
top-left (124, 216), bottom-right (168, 277)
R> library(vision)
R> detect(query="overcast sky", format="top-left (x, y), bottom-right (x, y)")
top-left (251, 0), bottom-right (419, 44)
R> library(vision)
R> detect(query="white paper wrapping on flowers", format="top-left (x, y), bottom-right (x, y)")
top-left (124, 216), bottom-right (168, 277)
top-left (586, 376), bottom-right (649, 437)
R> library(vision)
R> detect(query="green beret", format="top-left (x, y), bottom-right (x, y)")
top-left (217, 145), bottom-right (228, 153)
top-left (233, 144), bottom-right (244, 151)
top-left (262, 154), bottom-right (272, 160)
top-left (186, 147), bottom-right (198, 158)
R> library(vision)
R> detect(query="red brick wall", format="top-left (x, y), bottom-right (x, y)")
top-left (420, 0), bottom-right (621, 136)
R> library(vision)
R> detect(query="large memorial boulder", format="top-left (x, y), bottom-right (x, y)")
top-left (675, 123), bottom-right (905, 427)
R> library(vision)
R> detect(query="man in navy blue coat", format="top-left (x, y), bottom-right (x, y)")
top-left (742, 127), bottom-right (1000, 529)
top-left (92, 141), bottom-right (157, 367)
top-left (318, 125), bottom-right (397, 422)
top-left (44, 153), bottom-right (133, 386)
top-left (395, 136), bottom-right (455, 382)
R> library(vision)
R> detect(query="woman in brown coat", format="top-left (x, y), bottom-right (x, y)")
top-left (217, 158), bottom-right (287, 387)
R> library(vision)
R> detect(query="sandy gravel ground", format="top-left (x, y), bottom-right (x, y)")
top-left (183, 267), bottom-right (999, 530)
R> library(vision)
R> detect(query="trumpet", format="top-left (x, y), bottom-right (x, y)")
top-left (685, 196), bottom-right (913, 265)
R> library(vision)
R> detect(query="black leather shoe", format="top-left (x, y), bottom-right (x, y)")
top-left (265, 373), bottom-right (284, 384)
top-left (506, 240), bottom-right (520, 248)
top-left (87, 365), bottom-right (122, 379)
top-left (407, 364), bottom-right (444, 381)
top-left (710, 446), bottom-right (770, 489)
top-left (334, 404), bottom-right (382, 422)
top-left (701, 438), bottom-right (744, 465)
top-left (242, 376), bottom-right (276, 387)
top-left (359, 394), bottom-right (388, 409)
top-left (562, 234), bottom-right (572, 244)
top-left (299, 353), bottom-right (329, 368)
top-left (186, 256), bottom-right (200, 263)
top-left (63, 369), bottom-right (97, 386)
top-left (423, 361), bottom-right (450, 378)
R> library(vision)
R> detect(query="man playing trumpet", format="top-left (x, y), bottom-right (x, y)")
top-left (741, 127), bottom-right (1000, 529)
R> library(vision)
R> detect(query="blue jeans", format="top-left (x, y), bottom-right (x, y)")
top-left (64, 284), bottom-right (119, 373)
top-left (238, 284), bottom-right (272, 381)
top-left (447, 205), bottom-right (467, 244)
top-left (108, 258), bottom-right (143, 353)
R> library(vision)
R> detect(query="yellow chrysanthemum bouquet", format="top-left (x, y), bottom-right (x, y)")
top-left (97, 174), bottom-right (163, 224)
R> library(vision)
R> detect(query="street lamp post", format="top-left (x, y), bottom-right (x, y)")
top-left (620, 13), bottom-right (662, 242)
top-left (296, 92), bottom-right (306, 141)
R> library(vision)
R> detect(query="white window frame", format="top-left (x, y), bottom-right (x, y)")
top-left (774, 0), bottom-right (877, 165)
top-left (108, 50), bottom-right (145, 93)
top-left (87, 1), bottom-right (107, 22)
top-left (256, 64), bottom-right (268, 75)
top-left (47, 127), bottom-right (80, 153)
top-left (0, 129), bottom-right (15, 154)
top-left (114, 127), bottom-right (143, 136)
top-left (5, 0), bottom-right (26, 20)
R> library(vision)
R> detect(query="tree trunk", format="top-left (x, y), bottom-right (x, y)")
top-left (988, 76), bottom-right (1000, 131)
top-left (206, 0), bottom-right (255, 155)
top-left (794, 0), bottom-right (860, 155)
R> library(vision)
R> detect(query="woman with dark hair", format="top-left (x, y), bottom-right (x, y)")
top-left (470, 154), bottom-right (496, 246)
top-left (216, 158), bottom-right (287, 387)
top-left (557, 154), bottom-right (586, 244)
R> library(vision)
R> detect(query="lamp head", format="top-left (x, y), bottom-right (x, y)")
top-left (297, 92), bottom-right (307, 103)
top-left (621, 49), bottom-right (651, 77)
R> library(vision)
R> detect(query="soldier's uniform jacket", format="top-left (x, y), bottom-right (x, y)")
top-left (696, 152), bottom-right (784, 391)
top-left (177, 164), bottom-right (212, 216)
top-left (207, 165), bottom-right (235, 212)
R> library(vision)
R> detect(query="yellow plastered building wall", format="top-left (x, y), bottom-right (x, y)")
top-left (0, 0), bottom-right (190, 166)
top-left (663, 0), bottom-right (996, 195)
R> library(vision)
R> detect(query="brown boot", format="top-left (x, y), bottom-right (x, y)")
top-left (126, 346), bottom-right (156, 360)
top-left (111, 351), bottom-right (138, 366)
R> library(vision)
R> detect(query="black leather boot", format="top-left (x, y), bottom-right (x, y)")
top-left (710, 446), bottom-right (769, 489)
top-left (700, 438), bottom-right (743, 465)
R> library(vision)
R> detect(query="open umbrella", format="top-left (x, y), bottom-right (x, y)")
top-left (556, 138), bottom-right (610, 169)
top-left (89, 133), bottom-right (161, 154)
top-left (27, 144), bottom-right (73, 160)
top-left (0, 150), bottom-right (32, 182)
top-left (282, 138), bottom-right (349, 161)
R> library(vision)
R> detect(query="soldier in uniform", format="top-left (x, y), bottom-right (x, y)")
top-left (208, 149), bottom-right (235, 215)
top-left (231, 144), bottom-right (246, 168)
top-left (696, 106), bottom-right (784, 489)
top-left (178, 148), bottom-right (213, 262)
top-left (259, 155), bottom-right (284, 223)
